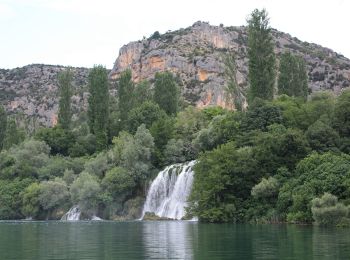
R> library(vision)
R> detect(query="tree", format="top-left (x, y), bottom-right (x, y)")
top-left (3, 118), bottom-right (25, 150)
top-left (163, 139), bottom-right (186, 164)
top-left (134, 80), bottom-right (153, 104)
top-left (333, 90), bottom-right (350, 137)
top-left (153, 72), bottom-right (179, 115)
top-left (39, 178), bottom-right (70, 214)
top-left (87, 65), bottom-right (109, 150)
top-left (2, 140), bottom-right (50, 179)
top-left (122, 124), bottom-right (154, 181)
top-left (251, 177), bottom-right (279, 199)
top-left (223, 52), bottom-right (246, 111)
top-left (70, 171), bottom-right (101, 212)
top-left (193, 113), bottom-right (239, 152)
top-left (68, 134), bottom-right (97, 157)
top-left (35, 126), bottom-right (75, 156)
top-left (117, 69), bottom-right (135, 125)
top-left (247, 9), bottom-right (276, 102)
top-left (277, 152), bottom-right (350, 223)
top-left (84, 152), bottom-right (109, 178)
top-left (241, 99), bottom-right (283, 132)
top-left (150, 115), bottom-right (175, 165)
top-left (0, 105), bottom-right (7, 151)
top-left (278, 52), bottom-right (308, 100)
top-left (311, 193), bottom-right (349, 226)
top-left (253, 124), bottom-right (309, 174)
top-left (305, 120), bottom-right (340, 153)
top-left (22, 182), bottom-right (41, 218)
top-left (302, 92), bottom-right (336, 129)
top-left (0, 178), bottom-right (32, 219)
top-left (189, 143), bottom-right (259, 222)
top-left (126, 101), bottom-right (166, 133)
top-left (37, 156), bottom-right (76, 181)
top-left (101, 167), bottom-right (135, 201)
top-left (58, 69), bottom-right (73, 129)
top-left (112, 124), bottom-right (154, 182)
top-left (174, 106), bottom-right (207, 141)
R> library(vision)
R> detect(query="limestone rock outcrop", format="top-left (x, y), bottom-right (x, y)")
top-left (1, 22), bottom-right (350, 127)
top-left (110, 21), bottom-right (350, 109)
top-left (0, 64), bottom-right (89, 129)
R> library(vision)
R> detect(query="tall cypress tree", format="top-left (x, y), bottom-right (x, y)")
top-left (0, 105), bottom-right (7, 151)
top-left (3, 118), bottom-right (25, 150)
top-left (278, 52), bottom-right (308, 100)
top-left (117, 69), bottom-right (135, 124)
top-left (153, 72), bottom-right (179, 115)
top-left (58, 69), bottom-right (73, 129)
top-left (88, 65), bottom-right (109, 150)
top-left (223, 52), bottom-right (246, 111)
top-left (247, 9), bottom-right (276, 102)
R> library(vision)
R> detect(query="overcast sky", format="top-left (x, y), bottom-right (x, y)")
top-left (0, 0), bottom-right (349, 69)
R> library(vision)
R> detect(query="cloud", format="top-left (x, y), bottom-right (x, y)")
top-left (0, 3), bottom-right (16, 20)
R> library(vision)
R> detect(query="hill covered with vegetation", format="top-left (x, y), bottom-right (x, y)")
top-left (0, 9), bottom-right (349, 226)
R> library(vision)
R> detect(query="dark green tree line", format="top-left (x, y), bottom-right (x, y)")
top-left (117, 69), bottom-right (135, 124)
top-left (247, 9), bottom-right (276, 102)
top-left (223, 52), bottom-right (245, 111)
top-left (58, 69), bottom-right (73, 129)
top-left (278, 52), bottom-right (308, 100)
top-left (0, 105), bottom-right (7, 151)
top-left (88, 65), bottom-right (110, 150)
top-left (153, 72), bottom-right (179, 115)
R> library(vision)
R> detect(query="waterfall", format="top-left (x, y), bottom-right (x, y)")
top-left (91, 215), bottom-right (103, 221)
top-left (61, 206), bottom-right (81, 221)
top-left (141, 161), bottom-right (195, 220)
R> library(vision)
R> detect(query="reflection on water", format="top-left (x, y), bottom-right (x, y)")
top-left (143, 221), bottom-right (197, 259)
top-left (0, 221), bottom-right (350, 260)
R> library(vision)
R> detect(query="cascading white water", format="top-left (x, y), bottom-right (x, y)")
top-left (61, 206), bottom-right (103, 221)
top-left (91, 215), bottom-right (103, 221)
top-left (61, 206), bottom-right (81, 221)
top-left (141, 161), bottom-right (195, 220)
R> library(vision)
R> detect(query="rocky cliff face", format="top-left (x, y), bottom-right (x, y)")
top-left (0, 64), bottom-right (89, 128)
top-left (110, 21), bottom-right (350, 109)
top-left (1, 22), bottom-right (350, 128)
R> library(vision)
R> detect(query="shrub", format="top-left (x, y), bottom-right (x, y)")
top-left (311, 193), bottom-right (349, 226)
top-left (251, 177), bottom-right (279, 199)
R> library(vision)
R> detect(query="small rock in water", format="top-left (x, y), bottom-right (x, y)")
top-left (142, 212), bottom-right (173, 221)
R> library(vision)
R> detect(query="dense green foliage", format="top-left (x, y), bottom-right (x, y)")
top-left (188, 90), bottom-right (350, 224)
top-left (153, 72), bottom-right (179, 115)
top-left (0, 9), bottom-right (350, 226)
top-left (278, 52), bottom-right (308, 100)
top-left (190, 144), bottom-right (259, 222)
top-left (223, 52), bottom-right (245, 111)
top-left (87, 65), bottom-right (109, 150)
top-left (117, 69), bottom-right (135, 124)
top-left (57, 69), bottom-right (73, 129)
top-left (247, 9), bottom-right (276, 102)
top-left (311, 193), bottom-right (350, 226)
top-left (126, 101), bottom-right (166, 133)
top-left (3, 119), bottom-right (25, 150)
top-left (0, 105), bottom-right (7, 151)
top-left (2, 85), bottom-right (349, 223)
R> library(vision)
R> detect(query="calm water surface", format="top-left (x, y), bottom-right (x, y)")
top-left (0, 221), bottom-right (349, 259)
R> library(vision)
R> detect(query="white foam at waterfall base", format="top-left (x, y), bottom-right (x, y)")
top-left (61, 206), bottom-right (81, 221)
top-left (91, 215), bottom-right (103, 221)
top-left (141, 161), bottom-right (196, 220)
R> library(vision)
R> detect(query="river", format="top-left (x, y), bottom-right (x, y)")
top-left (0, 221), bottom-right (349, 259)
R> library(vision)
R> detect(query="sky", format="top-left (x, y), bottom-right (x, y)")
top-left (0, 0), bottom-right (349, 69)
